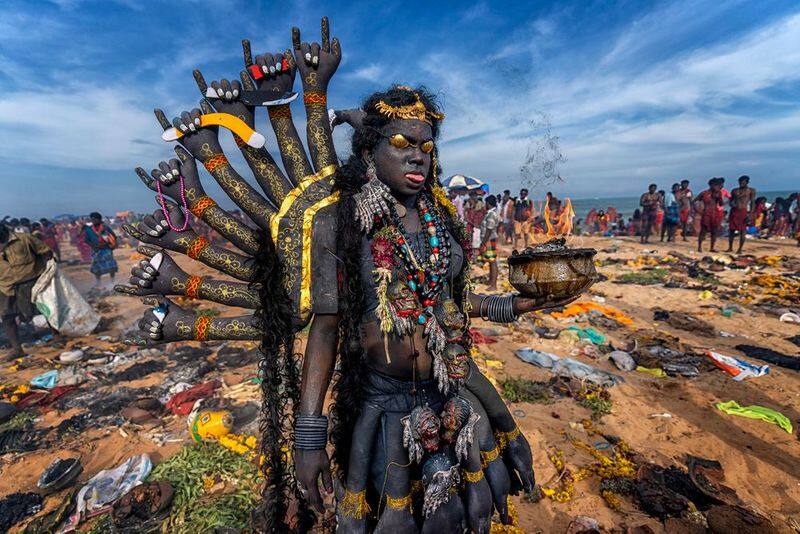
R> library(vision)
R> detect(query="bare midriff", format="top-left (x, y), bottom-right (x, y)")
top-left (361, 320), bottom-right (434, 380)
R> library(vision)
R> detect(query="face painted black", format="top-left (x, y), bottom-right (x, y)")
top-left (371, 119), bottom-right (433, 199)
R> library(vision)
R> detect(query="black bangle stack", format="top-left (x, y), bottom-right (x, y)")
top-left (479, 294), bottom-right (516, 323)
top-left (294, 414), bottom-right (328, 450)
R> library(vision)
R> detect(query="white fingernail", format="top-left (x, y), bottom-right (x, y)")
top-left (262, 65), bottom-right (269, 73)
top-left (312, 56), bottom-right (319, 66)
top-left (155, 225), bottom-right (163, 232)
top-left (194, 118), bottom-right (201, 125)
top-left (232, 89), bottom-right (239, 97)
top-left (148, 230), bottom-right (159, 236)
top-left (269, 66), bottom-right (275, 74)
top-left (172, 169), bottom-right (179, 177)
top-left (275, 62), bottom-right (282, 71)
top-left (305, 52), bottom-right (312, 62)
top-left (188, 123), bottom-right (196, 132)
top-left (225, 91), bottom-right (232, 99)
top-left (160, 220), bottom-right (168, 227)
top-left (180, 125), bottom-right (188, 132)
top-left (205, 88), bottom-right (218, 98)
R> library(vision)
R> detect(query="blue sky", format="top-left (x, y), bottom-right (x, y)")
top-left (1, 0), bottom-right (799, 217)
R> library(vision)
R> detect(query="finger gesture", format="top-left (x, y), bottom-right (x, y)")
top-left (193, 70), bottom-right (255, 128)
top-left (292, 16), bottom-right (341, 90)
top-left (124, 296), bottom-right (194, 346)
top-left (154, 102), bottom-right (219, 159)
top-left (114, 247), bottom-right (187, 297)
top-left (243, 39), bottom-right (297, 97)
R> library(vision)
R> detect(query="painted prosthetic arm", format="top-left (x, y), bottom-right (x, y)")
top-left (115, 246), bottom-right (259, 309)
top-left (122, 204), bottom-right (256, 282)
top-left (292, 17), bottom-right (341, 172)
top-left (154, 105), bottom-right (275, 230)
top-left (135, 147), bottom-right (260, 256)
top-left (125, 297), bottom-right (260, 347)
top-left (192, 68), bottom-right (294, 205)
top-left (245, 42), bottom-right (315, 184)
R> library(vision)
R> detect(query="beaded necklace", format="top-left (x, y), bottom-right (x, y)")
top-left (382, 192), bottom-right (452, 325)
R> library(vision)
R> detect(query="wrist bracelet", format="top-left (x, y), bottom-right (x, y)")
top-left (295, 414), bottom-right (328, 450)
top-left (486, 295), bottom-right (516, 323)
top-left (479, 295), bottom-right (490, 321)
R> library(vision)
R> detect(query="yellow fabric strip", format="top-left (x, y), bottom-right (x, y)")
top-left (270, 164), bottom-right (337, 242)
top-left (300, 191), bottom-right (341, 320)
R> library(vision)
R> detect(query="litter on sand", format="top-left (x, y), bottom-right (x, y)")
top-left (514, 348), bottom-right (622, 387)
top-left (706, 351), bottom-right (770, 381)
top-left (714, 400), bottom-right (793, 434)
top-left (30, 370), bottom-right (59, 390)
top-left (551, 302), bottom-right (633, 326)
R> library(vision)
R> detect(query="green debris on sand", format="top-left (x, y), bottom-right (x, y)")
top-left (148, 441), bottom-right (262, 533)
top-left (616, 268), bottom-right (670, 285)
top-left (577, 385), bottom-right (613, 420)
top-left (499, 377), bottom-right (554, 404)
top-left (0, 411), bottom-right (35, 432)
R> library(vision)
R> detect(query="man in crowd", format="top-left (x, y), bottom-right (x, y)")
top-left (513, 188), bottom-right (533, 249)
top-left (497, 190), bottom-right (511, 241)
top-left (698, 178), bottom-right (725, 253)
top-left (82, 212), bottom-right (118, 286)
top-left (0, 224), bottom-right (53, 359)
top-left (661, 183), bottom-right (681, 242)
top-left (480, 195), bottom-right (501, 291)
top-left (639, 183), bottom-right (660, 244)
top-left (503, 192), bottom-right (516, 244)
top-left (727, 175), bottom-right (755, 254)
top-left (676, 179), bottom-right (693, 240)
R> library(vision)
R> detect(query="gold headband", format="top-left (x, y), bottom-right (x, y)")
top-left (375, 91), bottom-right (444, 125)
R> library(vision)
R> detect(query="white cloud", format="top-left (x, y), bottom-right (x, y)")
top-left (425, 7), bottom-right (800, 194)
top-left (0, 87), bottom-right (162, 170)
top-left (345, 64), bottom-right (384, 83)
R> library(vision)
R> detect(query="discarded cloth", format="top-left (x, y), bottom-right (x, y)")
top-left (653, 308), bottom-right (716, 337)
top-left (469, 328), bottom-right (497, 344)
top-left (514, 349), bottom-right (621, 387)
top-left (165, 380), bottom-right (220, 415)
top-left (17, 385), bottom-right (78, 410)
top-left (636, 366), bottom-right (667, 378)
top-left (551, 302), bottom-right (633, 326)
top-left (69, 454), bottom-right (152, 527)
top-left (552, 358), bottom-right (621, 387)
top-left (515, 348), bottom-right (560, 368)
top-left (565, 326), bottom-right (607, 345)
top-left (30, 370), bottom-right (59, 389)
top-left (606, 351), bottom-right (635, 371)
top-left (735, 344), bottom-right (800, 371)
top-left (714, 400), bottom-right (792, 434)
top-left (707, 351), bottom-right (769, 381)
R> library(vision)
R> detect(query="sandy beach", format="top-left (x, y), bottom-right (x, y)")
top-left (1, 233), bottom-right (798, 533)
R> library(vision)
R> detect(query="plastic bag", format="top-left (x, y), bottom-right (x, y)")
top-left (67, 454), bottom-right (152, 529)
top-left (30, 260), bottom-right (100, 336)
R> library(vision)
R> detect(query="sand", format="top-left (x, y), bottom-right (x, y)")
top-left (1, 233), bottom-right (799, 533)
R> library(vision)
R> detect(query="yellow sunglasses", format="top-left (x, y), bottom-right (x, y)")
top-left (370, 127), bottom-right (435, 154)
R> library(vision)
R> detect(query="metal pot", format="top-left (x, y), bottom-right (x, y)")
top-left (508, 246), bottom-right (599, 299)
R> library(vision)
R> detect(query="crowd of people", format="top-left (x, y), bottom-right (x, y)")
top-left (580, 177), bottom-right (798, 253)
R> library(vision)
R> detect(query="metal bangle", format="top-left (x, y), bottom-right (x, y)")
top-left (295, 414), bottom-right (328, 450)
top-left (486, 295), bottom-right (516, 323)
top-left (479, 295), bottom-right (490, 321)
